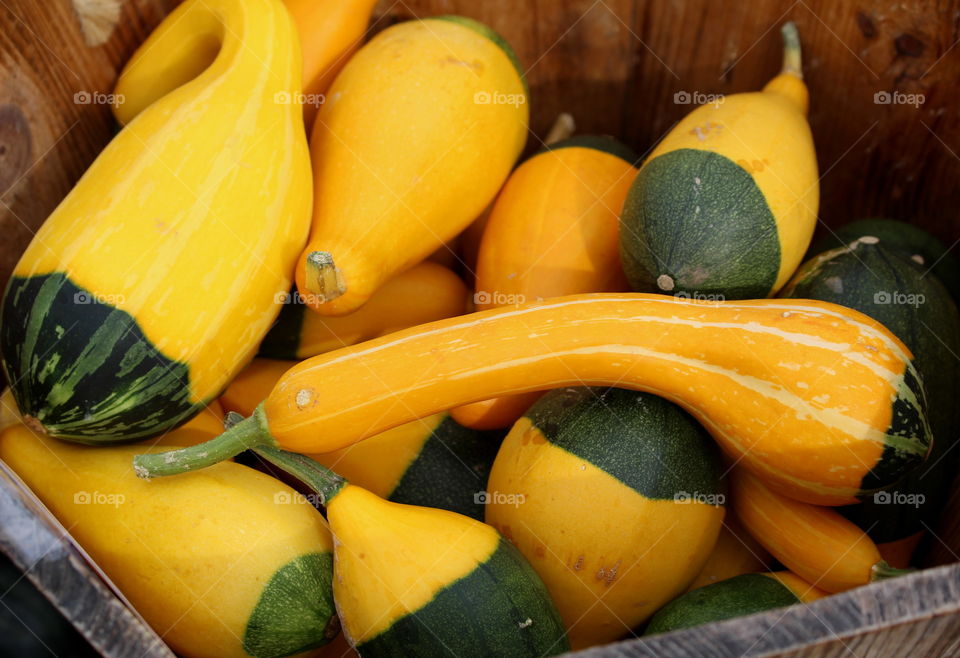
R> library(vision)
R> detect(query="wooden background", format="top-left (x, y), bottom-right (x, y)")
top-left (2, 0), bottom-right (959, 291)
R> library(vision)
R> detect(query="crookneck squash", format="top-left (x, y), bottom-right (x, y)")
top-left (260, 262), bottom-right (467, 360)
top-left (222, 359), bottom-right (502, 519)
top-left (452, 136), bottom-right (638, 430)
top-left (138, 293), bottom-right (931, 507)
top-left (486, 387), bottom-right (725, 648)
top-left (0, 424), bottom-right (336, 658)
top-left (1, 0), bottom-right (311, 442)
top-left (620, 22), bottom-right (818, 299)
top-left (782, 236), bottom-right (960, 562)
top-left (297, 16), bottom-right (528, 315)
top-left (253, 448), bottom-right (569, 657)
top-left (644, 572), bottom-right (827, 635)
top-left (731, 468), bottom-right (909, 593)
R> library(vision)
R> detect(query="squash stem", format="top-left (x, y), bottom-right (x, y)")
top-left (253, 445), bottom-right (348, 506)
top-left (132, 404), bottom-right (276, 478)
top-left (780, 22), bottom-right (802, 78)
top-left (305, 251), bottom-right (346, 302)
top-left (871, 560), bottom-right (914, 581)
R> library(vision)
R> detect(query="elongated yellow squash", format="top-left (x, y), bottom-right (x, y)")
top-left (0, 424), bottom-right (336, 658)
top-left (138, 294), bottom-right (931, 506)
top-left (1, 0), bottom-right (311, 442)
top-left (296, 16), bottom-right (528, 315)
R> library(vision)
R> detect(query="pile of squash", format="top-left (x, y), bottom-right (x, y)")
top-left (1, 1), bottom-right (957, 656)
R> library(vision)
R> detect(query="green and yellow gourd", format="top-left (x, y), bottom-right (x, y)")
top-left (644, 572), bottom-right (827, 635)
top-left (486, 387), bottom-right (725, 648)
top-left (0, 0), bottom-right (311, 442)
top-left (297, 16), bottom-right (528, 315)
top-left (221, 359), bottom-right (502, 519)
top-left (0, 423), bottom-right (336, 658)
top-left (253, 447), bottom-right (570, 657)
top-left (620, 22), bottom-right (817, 298)
top-left (782, 236), bottom-right (960, 564)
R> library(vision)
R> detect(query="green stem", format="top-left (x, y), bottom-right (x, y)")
top-left (780, 22), bottom-right (802, 78)
top-left (253, 445), bottom-right (348, 506)
top-left (871, 560), bottom-right (915, 581)
top-left (305, 251), bottom-right (346, 302)
top-left (133, 404), bottom-right (276, 478)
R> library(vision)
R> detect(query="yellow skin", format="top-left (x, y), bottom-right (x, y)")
top-left (0, 424), bottom-right (333, 658)
top-left (686, 514), bottom-right (771, 591)
top-left (298, 17), bottom-right (528, 315)
top-left (14, 0), bottom-right (312, 406)
top-left (486, 416), bottom-right (723, 648)
top-left (764, 572), bottom-right (829, 603)
top-left (643, 43), bottom-right (817, 294)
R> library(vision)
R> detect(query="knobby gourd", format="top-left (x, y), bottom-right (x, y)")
top-left (620, 22), bottom-right (818, 299)
top-left (686, 513), bottom-right (772, 591)
top-left (260, 262), bottom-right (468, 360)
top-left (1, 0), bottom-right (311, 442)
top-left (486, 387), bottom-right (724, 648)
top-left (0, 424), bottom-right (336, 658)
top-left (453, 136), bottom-right (638, 430)
top-left (731, 469), bottom-right (910, 593)
top-left (253, 447), bottom-right (569, 657)
top-left (283, 0), bottom-right (379, 130)
top-left (221, 359), bottom-right (502, 519)
top-left (297, 16), bottom-right (528, 315)
top-left (782, 237), bottom-right (960, 562)
top-left (644, 572), bottom-right (827, 635)
top-left (136, 293), bottom-right (932, 507)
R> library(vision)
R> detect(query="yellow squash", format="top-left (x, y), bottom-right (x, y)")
top-left (0, 424), bottom-right (336, 658)
top-left (1, 0), bottom-right (311, 442)
top-left (686, 513), bottom-right (772, 591)
top-left (297, 16), bottom-right (528, 315)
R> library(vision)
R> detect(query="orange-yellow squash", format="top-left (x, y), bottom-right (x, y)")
top-left (686, 513), bottom-right (772, 591)
top-left (296, 16), bottom-right (528, 315)
top-left (136, 294), bottom-right (931, 507)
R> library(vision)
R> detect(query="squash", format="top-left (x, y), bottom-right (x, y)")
top-left (296, 16), bottom-right (528, 315)
top-left (486, 387), bottom-right (725, 648)
top-left (644, 572), bottom-right (827, 635)
top-left (283, 0), bottom-right (379, 131)
top-left (252, 447), bottom-right (569, 656)
top-left (0, 424), bottom-right (336, 658)
top-left (731, 468), bottom-right (908, 593)
top-left (221, 359), bottom-right (501, 519)
top-left (1, 0), bottom-right (311, 442)
top-left (619, 22), bottom-right (817, 299)
top-left (452, 136), bottom-right (638, 430)
top-left (806, 218), bottom-right (960, 300)
top-left (686, 513), bottom-right (771, 591)
top-left (781, 237), bottom-right (960, 560)
top-left (138, 293), bottom-right (931, 507)
top-left (260, 262), bottom-right (468, 360)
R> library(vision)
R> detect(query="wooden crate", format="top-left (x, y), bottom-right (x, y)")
top-left (1, 0), bottom-right (959, 655)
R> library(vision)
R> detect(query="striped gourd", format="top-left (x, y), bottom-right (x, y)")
top-left (0, 0), bottom-right (311, 442)
top-left (137, 293), bottom-right (932, 507)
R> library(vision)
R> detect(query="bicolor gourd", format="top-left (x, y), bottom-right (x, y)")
top-left (297, 16), bottom-right (528, 315)
top-left (453, 136), bottom-right (638, 430)
top-left (137, 293), bottom-right (931, 508)
top-left (0, 424), bottom-right (337, 658)
top-left (1, 0), bottom-right (311, 442)
top-left (619, 22), bottom-right (818, 299)
top-left (486, 387), bottom-right (725, 648)
top-left (253, 447), bottom-right (570, 656)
